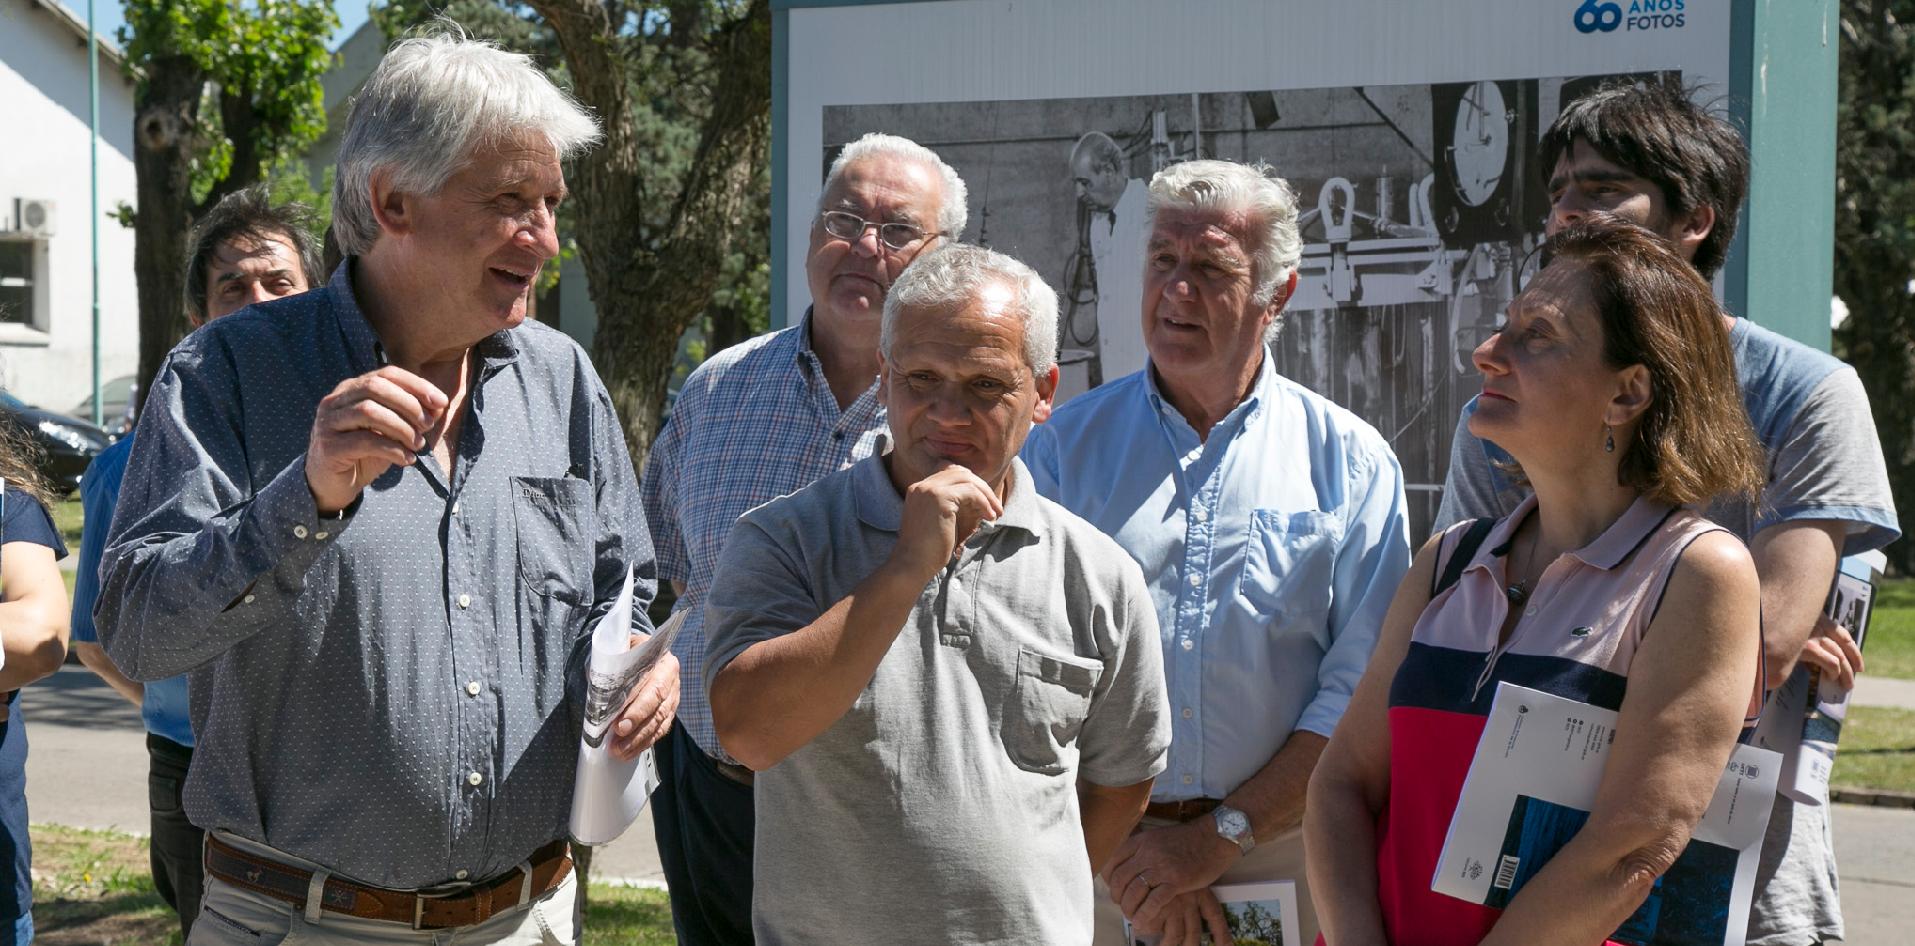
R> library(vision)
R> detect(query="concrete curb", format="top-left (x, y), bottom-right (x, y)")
top-left (1831, 787), bottom-right (1915, 809)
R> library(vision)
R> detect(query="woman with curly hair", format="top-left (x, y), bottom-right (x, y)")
top-left (0, 414), bottom-right (73, 943)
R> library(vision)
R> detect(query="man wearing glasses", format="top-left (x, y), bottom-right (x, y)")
top-left (640, 131), bottom-right (968, 945)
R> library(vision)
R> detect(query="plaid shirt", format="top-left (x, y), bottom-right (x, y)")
top-left (642, 309), bottom-right (887, 760)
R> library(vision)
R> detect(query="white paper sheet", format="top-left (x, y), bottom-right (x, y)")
top-left (1752, 553), bottom-right (1882, 806)
top-left (1433, 682), bottom-right (1779, 946)
top-left (1124, 880), bottom-right (1301, 946)
top-left (568, 568), bottom-right (684, 846)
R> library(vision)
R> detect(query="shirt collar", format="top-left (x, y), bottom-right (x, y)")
top-left (1483, 492), bottom-right (1679, 571)
top-left (328, 258), bottom-right (522, 375)
top-left (1142, 351), bottom-right (1273, 433)
top-left (853, 453), bottom-right (1045, 540)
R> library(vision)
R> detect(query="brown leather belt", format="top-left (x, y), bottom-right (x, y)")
top-left (205, 836), bottom-right (571, 930)
top-left (1144, 797), bottom-right (1222, 822)
top-left (712, 757), bottom-right (756, 787)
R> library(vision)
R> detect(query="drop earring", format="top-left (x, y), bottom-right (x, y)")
top-left (1604, 425), bottom-right (1615, 453)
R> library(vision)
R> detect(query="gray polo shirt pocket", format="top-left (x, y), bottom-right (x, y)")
top-left (1008, 646), bottom-right (1104, 775)
top-left (514, 476), bottom-right (595, 606)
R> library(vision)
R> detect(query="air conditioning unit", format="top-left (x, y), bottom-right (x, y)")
top-left (13, 199), bottom-right (54, 237)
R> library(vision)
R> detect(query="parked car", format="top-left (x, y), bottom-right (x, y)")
top-left (68, 373), bottom-right (138, 437)
top-left (0, 391), bottom-right (112, 496)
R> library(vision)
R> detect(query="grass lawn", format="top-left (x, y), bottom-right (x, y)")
top-left (50, 498), bottom-right (84, 552)
top-left (1865, 578), bottom-right (1915, 681)
top-left (1830, 705), bottom-right (1915, 797)
top-left (27, 825), bottom-right (674, 946)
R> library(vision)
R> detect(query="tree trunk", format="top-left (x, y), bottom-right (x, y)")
top-left (530, 0), bottom-right (771, 468)
top-left (131, 55), bottom-right (209, 412)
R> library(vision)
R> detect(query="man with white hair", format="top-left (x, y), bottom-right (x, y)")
top-left (703, 244), bottom-right (1170, 944)
top-left (1023, 159), bottom-right (1412, 946)
top-left (95, 32), bottom-right (678, 944)
top-left (639, 131), bottom-right (965, 943)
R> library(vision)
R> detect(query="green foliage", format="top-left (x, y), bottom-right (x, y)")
top-left (118, 0), bottom-right (339, 214)
top-left (1835, 1), bottom-right (1915, 575)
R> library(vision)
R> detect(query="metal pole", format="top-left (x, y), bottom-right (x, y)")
top-left (87, 0), bottom-right (102, 428)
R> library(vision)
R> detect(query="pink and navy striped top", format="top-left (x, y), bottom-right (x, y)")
top-left (1372, 494), bottom-right (1728, 945)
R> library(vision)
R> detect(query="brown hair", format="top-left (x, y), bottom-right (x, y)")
top-left (1541, 215), bottom-right (1763, 505)
top-left (0, 417), bottom-right (55, 512)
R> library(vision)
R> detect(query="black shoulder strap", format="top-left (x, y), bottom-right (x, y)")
top-left (1432, 517), bottom-right (1498, 599)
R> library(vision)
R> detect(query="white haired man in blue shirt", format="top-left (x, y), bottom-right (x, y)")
top-left (1023, 158), bottom-right (1413, 946)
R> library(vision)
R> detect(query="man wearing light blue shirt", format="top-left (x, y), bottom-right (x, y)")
top-left (1023, 159), bottom-right (1411, 946)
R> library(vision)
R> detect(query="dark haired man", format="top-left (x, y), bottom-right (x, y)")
top-left (1436, 81), bottom-right (1899, 946)
top-left (68, 183), bottom-right (324, 941)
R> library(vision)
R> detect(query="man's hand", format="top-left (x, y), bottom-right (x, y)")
top-left (1154, 888), bottom-right (1235, 946)
top-left (1105, 818), bottom-right (1239, 930)
top-left (609, 651), bottom-right (680, 761)
top-left (306, 367), bottom-right (449, 514)
top-left (1798, 615), bottom-right (1865, 692)
top-left (888, 465), bottom-right (1002, 579)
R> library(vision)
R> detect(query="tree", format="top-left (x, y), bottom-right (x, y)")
top-left (523, 0), bottom-right (771, 463)
top-left (1834, 0), bottom-right (1915, 574)
top-left (121, 0), bottom-right (339, 409)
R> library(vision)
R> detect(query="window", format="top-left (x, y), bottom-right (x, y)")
top-left (0, 240), bottom-right (32, 327)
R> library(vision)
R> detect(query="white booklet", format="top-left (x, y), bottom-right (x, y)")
top-left (1124, 880), bottom-right (1301, 946)
top-left (1751, 552), bottom-right (1881, 806)
top-left (568, 567), bottom-right (683, 846)
top-left (1433, 682), bottom-right (1778, 946)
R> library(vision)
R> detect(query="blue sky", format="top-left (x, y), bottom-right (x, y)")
top-left (62, 1), bottom-right (375, 53)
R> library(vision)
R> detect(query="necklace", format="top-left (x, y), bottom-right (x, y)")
top-left (1505, 524), bottom-right (1541, 606)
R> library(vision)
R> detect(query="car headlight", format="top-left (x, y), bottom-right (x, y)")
top-left (37, 420), bottom-right (91, 452)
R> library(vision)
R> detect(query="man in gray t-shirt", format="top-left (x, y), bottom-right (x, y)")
top-left (705, 245), bottom-right (1170, 945)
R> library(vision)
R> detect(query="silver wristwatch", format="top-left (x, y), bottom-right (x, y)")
top-left (1212, 804), bottom-right (1256, 855)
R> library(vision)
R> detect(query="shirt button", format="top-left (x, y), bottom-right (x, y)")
top-left (466, 681), bottom-right (483, 697)
top-left (1186, 572), bottom-right (1201, 589)
top-left (314, 531), bottom-right (329, 540)
top-left (1525, 606), bottom-right (1538, 617)
top-left (451, 502), bottom-right (460, 516)
top-left (243, 594), bottom-right (256, 605)
top-left (466, 772), bottom-right (484, 787)
top-left (1193, 507), bottom-right (1210, 523)
top-left (455, 869), bottom-right (469, 880)
top-left (457, 594), bottom-right (471, 610)
top-left (1182, 707), bottom-right (1194, 719)
top-left (1180, 638), bottom-right (1194, 651)
top-left (292, 525), bottom-right (309, 539)
top-left (1181, 774), bottom-right (1194, 785)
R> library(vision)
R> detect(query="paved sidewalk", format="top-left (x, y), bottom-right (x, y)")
top-left (1851, 673), bottom-right (1915, 711)
top-left (18, 665), bottom-right (666, 886)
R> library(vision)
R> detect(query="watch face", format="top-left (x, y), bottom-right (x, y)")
top-left (1218, 807), bottom-right (1250, 839)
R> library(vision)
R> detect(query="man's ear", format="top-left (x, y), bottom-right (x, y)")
top-left (368, 167), bottom-right (414, 239)
top-left (1264, 269), bottom-right (1300, 321)
top-left (1668, 203), bottom-right (1717, 262)
top-left (1605, 363), bottom-right (1653, 427)
top-left (1031, 363), bottom-right (1060, 425)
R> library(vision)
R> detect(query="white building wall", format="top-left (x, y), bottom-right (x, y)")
top-left (0, 0), bottom-right (140, 415)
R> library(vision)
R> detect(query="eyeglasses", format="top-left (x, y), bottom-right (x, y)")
top-left (819, 210), bottom-right (935, 252)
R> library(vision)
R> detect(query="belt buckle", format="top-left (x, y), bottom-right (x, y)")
top-left (412, 896), bottom-right (426, 931)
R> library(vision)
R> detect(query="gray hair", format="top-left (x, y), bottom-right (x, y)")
top-left (821, 133), bottom-right (969, 239)
top-left (881, 244), bottom-right (1058, 375)
top-left (331, 30), bottom-right (603, 256)
top-left (1147, 159), bottom-right (1302, 338)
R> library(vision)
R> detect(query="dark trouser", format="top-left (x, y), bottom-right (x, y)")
top-left (651, 724), bottom-right (754, 945)
top-left (147, 734), bottom-right (204, 942)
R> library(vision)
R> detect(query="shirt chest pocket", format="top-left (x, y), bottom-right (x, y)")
top-left (514, 476), bottom-right (595, 606)
top-left (1005, 646), bottom-right (1103, 776)
top-left (1234, 509), bottom-right (1340, 630)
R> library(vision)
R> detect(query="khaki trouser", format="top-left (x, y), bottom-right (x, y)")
top-left (1094, 821), bottom-right (1318, 946)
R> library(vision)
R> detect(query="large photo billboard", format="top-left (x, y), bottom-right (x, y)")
top-left (781, 0), bottom-right (1734, 534)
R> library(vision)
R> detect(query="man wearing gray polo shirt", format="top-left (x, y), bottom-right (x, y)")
top-left (705, 244), bottom-right (1171, 945)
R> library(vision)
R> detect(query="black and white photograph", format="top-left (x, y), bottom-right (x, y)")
top-left (824, 73), bottom-right (1665, 534)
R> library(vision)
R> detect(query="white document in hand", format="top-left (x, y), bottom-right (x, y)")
top-left (569, 566), bottom-right (685, 846)
top-left (1432, 682), bottom-right (1779, 946)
